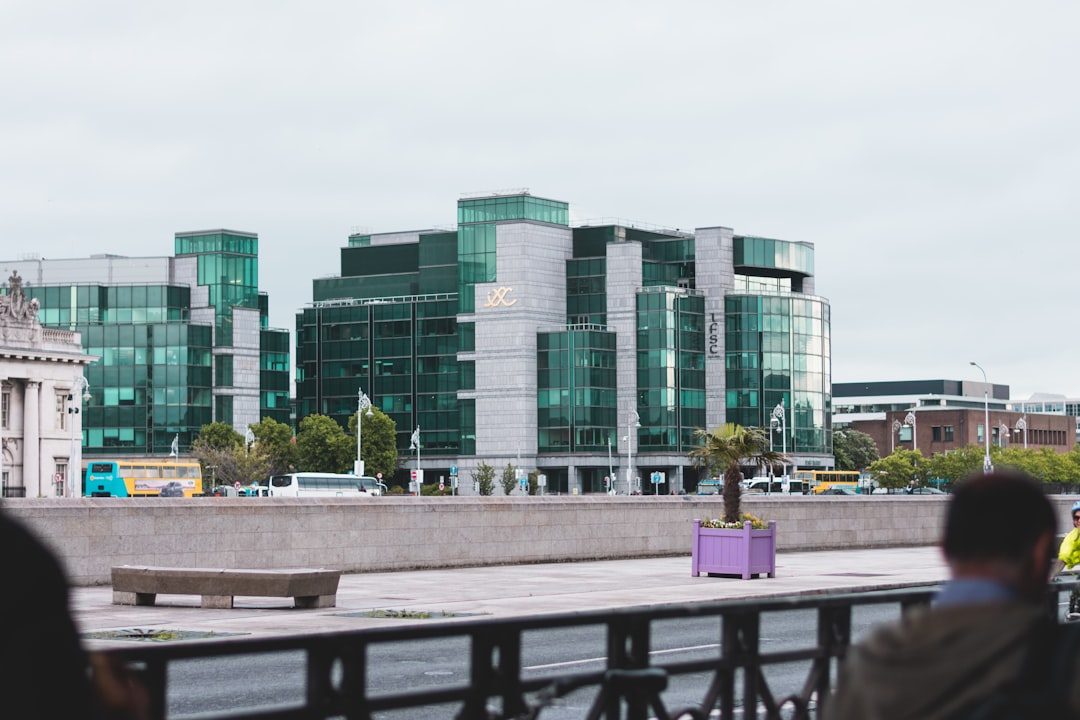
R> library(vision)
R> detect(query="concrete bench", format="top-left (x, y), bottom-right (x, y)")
top-left (111, 566), bottom-right (341, 609)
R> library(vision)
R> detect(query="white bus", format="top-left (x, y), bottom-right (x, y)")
top-left (268, 473), bottom-right (380, 498)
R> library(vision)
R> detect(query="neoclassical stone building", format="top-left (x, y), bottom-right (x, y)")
top-left (1, 271), bottom-right (97, 498)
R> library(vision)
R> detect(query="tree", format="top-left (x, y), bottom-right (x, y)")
top-left (195, 422), bottom-right (243, 450)
top-left (922, 445), bottom-right (986, 486)
top-left (688, 424), bottom-right (784, 523)
top-left (500, 463), bottom-right (518, 496)
top-left (832, 429), bottom-right (879, 471)
top-left (865, 449), bottom-right (926, 490)
top-left (295, 414), bottom-right (351, 473)
top-left (190, 436), bottom-right (273, 489)
top-left (473, 461), bottom-right (496, 496)
top-left (346, 407), bottom-right (398, 480)
top-left (250, 417), bottom-right (298, 477)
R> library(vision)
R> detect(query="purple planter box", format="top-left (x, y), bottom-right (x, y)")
top-left (691, 519), bottom-right (777, 579)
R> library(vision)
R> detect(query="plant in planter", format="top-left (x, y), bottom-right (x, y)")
top-left (688, 423), bottom-right (785, 578)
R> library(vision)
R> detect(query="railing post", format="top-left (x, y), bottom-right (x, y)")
top-left (718, 608), bottom-right (761, 720)
top-left (465, 626), bottom-right (526, 720)
top-left (604, 616), bottom-right (652, 720)
top-left (814, 603), bottom-right (851, 718)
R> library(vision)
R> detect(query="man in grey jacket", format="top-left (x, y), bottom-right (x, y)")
top-left (826, 470), bottom-right (1076, 719)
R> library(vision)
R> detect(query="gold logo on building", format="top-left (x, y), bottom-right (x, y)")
top-left (483, 287), bottom-right (517, 308)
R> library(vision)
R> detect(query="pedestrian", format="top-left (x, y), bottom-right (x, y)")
top-left (1051, 499), bottom-right (1080, 619)
top-left (826, 470), bottom-right (1079, 719)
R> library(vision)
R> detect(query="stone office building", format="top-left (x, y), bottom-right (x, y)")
top-left (297, 190), bottom-right (834, 494)
top-left (1, 271), bottom-right (97, 498)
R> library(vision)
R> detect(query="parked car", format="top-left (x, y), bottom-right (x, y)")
top-left (159, 482), bottom-right (185, 497)
top-left (907, 487), bottom-right (947, 495)
top-left (819, 487), bottom-right (857, 496)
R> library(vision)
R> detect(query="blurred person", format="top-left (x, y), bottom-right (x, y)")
top-left (0, 508), bottom-right (147, 719)
top-left (826, 471), bottom-right (1078, 719)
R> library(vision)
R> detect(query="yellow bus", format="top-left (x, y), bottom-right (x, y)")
top-left (794, 470), bottom-right (861, 495)
top-left (84, 460), bottom-right (203, 497)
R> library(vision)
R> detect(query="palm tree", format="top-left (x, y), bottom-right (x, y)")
top-left (689, 423), bottom-right (786, 523)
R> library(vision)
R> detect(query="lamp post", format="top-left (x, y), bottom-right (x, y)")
top-left (771, 403), bottom-right (786, 479)
top-left (891, 419), bottom-right (902, 454)
top-left (354, 387), bottom-right (373, 477)
top-left (904, 411), bottom-right (917, 452)
top-left (409, 425), bottom-right (421, 495)
top-left (607, 436), bottom-right (615, 492)
top-left (625, 408), bottom-right (640, 495)
top-left (67, 374), bottom-right (91, 498)
top-left (970, 361), bottom-right (992, 473)
top-left (998, 422), bottom-right (1009, 448)
top-left (1015, 416), bottom-right (1028, 448)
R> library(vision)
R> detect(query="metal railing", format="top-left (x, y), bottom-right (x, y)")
top-left (93, 580), bottom-right (1080, 720)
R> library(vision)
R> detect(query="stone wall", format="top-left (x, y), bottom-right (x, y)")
top-left (7, 495), bottom-right (1077, 586)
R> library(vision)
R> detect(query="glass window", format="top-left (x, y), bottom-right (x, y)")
top-left (56, 393), bottom-right (67, 430)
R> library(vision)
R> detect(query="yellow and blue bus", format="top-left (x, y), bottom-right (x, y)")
top-left (84, 460), bottom-right (203, 497)
top-left (794, 470), bottom-right (862, 494)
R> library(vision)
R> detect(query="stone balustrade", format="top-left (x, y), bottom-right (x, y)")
top-left (7, 494), bottom-right (1076, 586)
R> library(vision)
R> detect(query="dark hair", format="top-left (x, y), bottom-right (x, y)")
top-left (943, 470), bottom-right (1056, 562)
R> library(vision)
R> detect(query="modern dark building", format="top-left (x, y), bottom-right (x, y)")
top-left (1, 230), bottom-right (291, 458)
top-left (296, 191), bottom-right (833, 493)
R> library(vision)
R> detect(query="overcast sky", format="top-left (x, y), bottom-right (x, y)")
top-left (2, 1), bottom-right (1078, 399)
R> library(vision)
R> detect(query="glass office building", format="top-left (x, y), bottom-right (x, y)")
top-left (296, 192), bottom-right (833, 493)
top-left (1, 230), bottom-right (290, 457)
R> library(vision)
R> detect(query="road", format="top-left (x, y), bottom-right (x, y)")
top-left (164, 603), bottom-right (910, 719)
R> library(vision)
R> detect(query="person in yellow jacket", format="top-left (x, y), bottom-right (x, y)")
top-left (1051, 499), bottom-right (1080, 618)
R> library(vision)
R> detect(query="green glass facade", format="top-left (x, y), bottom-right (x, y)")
top-left (724, 248), bottom-right (831, 456)
top-left (298, 230), bottom-right (461, 454)
top-left (175, 231), bottom-right (260, 347)
top-left (14, 229), bottom-right (290, 457)
top-left (294, 192), bottom-right (832, 493)
top-left (636, 289), bottom-right (706, 452)
top-left (537, 329), bottom-right (617, 453)
top-left (25, 285), bottom-right (213, 455)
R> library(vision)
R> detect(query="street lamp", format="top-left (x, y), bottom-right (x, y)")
top-left (998, 422), bottom-right (1009, 448)
top-left (409, 425), bottom-right (421, 495)
top-left (904, 411), bottom-right (917, 453)
top-left (625, 408), bottom-right (641, 495)
top-left (354, 387), bottom-right (373, 477)
top-left (771, 403), bottom-right (786, 479)
top-left (970, 361), bottom-right (992, 473)
top-left (891, 419), bottom-right (902, 454)
top-left (1015, 416), bottom-right (1028, 448)
top-left (67, 373), bottom-right (91, 498)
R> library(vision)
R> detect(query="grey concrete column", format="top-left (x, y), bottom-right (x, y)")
top-left (23, 379), bottom-right (40, 498)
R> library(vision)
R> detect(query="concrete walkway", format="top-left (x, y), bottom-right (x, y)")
top-left (74, 546), bottom-right (948, 647)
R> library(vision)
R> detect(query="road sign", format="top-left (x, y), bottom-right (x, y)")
top-left (450, 465), bottom-right (458, 476)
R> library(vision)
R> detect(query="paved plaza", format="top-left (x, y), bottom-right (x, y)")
top-left (74, 546), bottom-right (949, 647)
